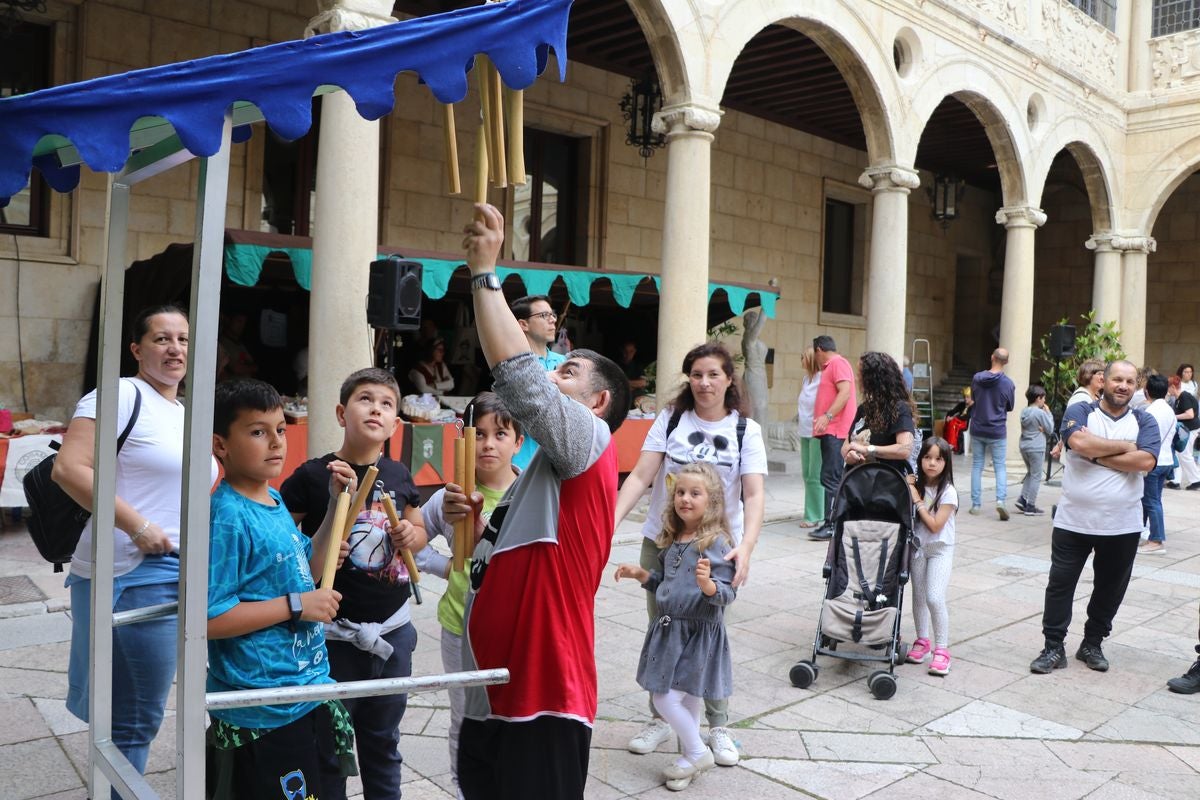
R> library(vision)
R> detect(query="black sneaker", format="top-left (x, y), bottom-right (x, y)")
top-left (808, 525), bottom-right (833, 541)
top-left (1024, 505), bottom-right (1046, 516)
top-left (1014, 497), bottom-right (1028, 512)
top-left (1030, 642), bottom-right (1067, 674)
top-left (1187, 482), bottom-right (1200, 491)
top-left (1166, 481), bottom-right (1181, 490)
top-left (1167, 659), bottom-right (1200, 694)
top-left (1076, 641), bottom-right (1109, 672)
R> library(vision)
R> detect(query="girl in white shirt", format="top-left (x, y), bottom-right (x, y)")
top-left (905, 436), bottom-right (959, 676)
top-left (796, 347), bottom-right (824, 528)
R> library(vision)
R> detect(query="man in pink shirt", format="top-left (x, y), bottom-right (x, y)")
top-left (809, 335), bottom-right (857, 540)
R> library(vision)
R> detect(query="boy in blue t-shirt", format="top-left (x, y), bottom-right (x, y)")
top-left (205, 378), bottom-right (356, 800)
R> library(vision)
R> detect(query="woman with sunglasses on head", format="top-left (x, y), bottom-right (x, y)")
top-left (615, 341), bottom-right (767, 770)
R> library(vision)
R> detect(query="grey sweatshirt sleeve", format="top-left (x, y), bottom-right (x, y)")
top-left (415, 488), bottom-right (452, 577)
top-left (490, 351), bottom-right (609, 479)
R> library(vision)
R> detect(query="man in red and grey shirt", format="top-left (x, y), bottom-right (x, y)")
top-left (446, 204), bottom-right (631, 800)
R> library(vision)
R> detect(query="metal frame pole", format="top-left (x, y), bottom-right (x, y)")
top-left (177, 114), bottom-right (232, 800)
top-left (88, 173), bottom-right (129, 800)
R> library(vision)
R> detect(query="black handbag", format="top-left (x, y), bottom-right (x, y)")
top-left (22, 381), bottom-right (142, 572)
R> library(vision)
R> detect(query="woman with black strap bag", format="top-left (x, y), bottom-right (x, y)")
top-left (52, 304), bottom-right (217, 788)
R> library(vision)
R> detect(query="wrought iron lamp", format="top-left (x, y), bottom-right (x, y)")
top-left (929, 173), bottom-right (965, 228)
top-left (0, 1), bottom-right (46, 37)
top-left (619, 76), bottom-right (665, 159)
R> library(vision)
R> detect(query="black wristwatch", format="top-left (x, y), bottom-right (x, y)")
top-left (286, 592), bottom-right (303, 631)
top-left (471, 271), bottom-right (502, 291)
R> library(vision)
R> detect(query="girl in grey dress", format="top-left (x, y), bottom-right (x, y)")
top-left (615, 463), bottom-right (736, 791)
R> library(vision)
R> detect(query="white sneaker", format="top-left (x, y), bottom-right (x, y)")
top-left (708, 726), bottom-right (739, 766)
top-left (628, 718), bottom-right (673, 754)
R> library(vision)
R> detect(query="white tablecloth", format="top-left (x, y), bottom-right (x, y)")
top-left (0, 434), bottom-right (62, 507)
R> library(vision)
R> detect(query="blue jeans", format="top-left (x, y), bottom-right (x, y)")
top-left (318, 622), bottom-right (418, 800)
top-left (1143, 464), bottom-right (1173, 543)
top-left (67, 576), bottom-right (178, 783)
top-left (971, 435), bottom-right (1007, 507)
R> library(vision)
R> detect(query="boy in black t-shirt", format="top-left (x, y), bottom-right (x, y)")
top-left (280, 368), bottom-right (427, 800)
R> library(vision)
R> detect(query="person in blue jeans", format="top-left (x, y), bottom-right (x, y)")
top-left (968, 348), bottom-right (1016, 519)
top-left (1140, 374), bottom-right (1177, 555)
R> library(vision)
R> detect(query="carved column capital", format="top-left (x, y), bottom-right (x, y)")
top-left (652, 103), bottom-right (723, 137)
top-left (857, 165), bottom-right (920, 193)
top-left (1110, 235), bottom-right (1157, 254)
top-left (306, 0), bottom-right (396, 37)
top-left (1085, 233), bottom-right (1116, 252)
top-left (995, 206), bottom-right (1047, 229)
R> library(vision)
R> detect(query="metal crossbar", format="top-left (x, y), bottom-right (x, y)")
top-left (206, 668), bottom-right (510, 711)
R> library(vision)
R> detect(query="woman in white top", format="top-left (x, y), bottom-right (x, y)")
top-left (614, 342), bottom-right (767, 768)
top-left (408, 337), bottom-right (455, 396)
top-left (796, 347), bottom-right (824, 528)
top-left (1177, 363), bottom-right (1197, 397)
top-left (53, 304), bottom-right (216, 782)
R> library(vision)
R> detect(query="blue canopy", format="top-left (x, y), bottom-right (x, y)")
top-left (0, 0), bottom-right (571, 205)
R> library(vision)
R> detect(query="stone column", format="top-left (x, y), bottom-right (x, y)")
top-left (1116, 235), bottom-right (1156, 366)
top-left (305, 0), bottom-right (395, 455)
top-left (1086, 234), bottom-right (1122, 328)
top-left (996, 205), bottom-right (1046, 457)
top-left (1126, 0), bottom-right (1152, 93)
top-left (652, 102), bottom-right (721, 405)
top-left (859, 165), bottom-right (920, 364)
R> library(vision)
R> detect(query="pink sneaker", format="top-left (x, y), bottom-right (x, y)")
top-left (906, 638), bottom-right (931, 664)
top-left (929, 648), bottom-right (951, 676)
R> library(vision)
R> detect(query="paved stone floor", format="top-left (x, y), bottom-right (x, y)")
top-left (2, 450), bottom-right (1199, 798)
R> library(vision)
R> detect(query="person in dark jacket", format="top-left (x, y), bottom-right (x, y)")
top-left (968, 348), bottom-right (1016, 519)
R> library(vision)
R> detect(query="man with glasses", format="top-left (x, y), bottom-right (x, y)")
top-left (511, 295), bottom-right (565, 469)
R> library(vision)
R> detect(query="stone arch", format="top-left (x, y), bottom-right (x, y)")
top-left (623, 0), bottom-right (694, 105)
top-left (1130, 137), bottom-right (1200, 234)
top-left (708, 0), bottom-right (898, 164)
top-left (1029, 117), bottom-right (1118, 232)
top-left (906, 57), bottom-right (1030, 207)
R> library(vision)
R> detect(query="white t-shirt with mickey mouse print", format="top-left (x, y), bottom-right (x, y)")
top-left (639, 407), bottom-right (768, 544)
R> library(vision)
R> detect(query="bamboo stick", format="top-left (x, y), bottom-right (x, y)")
top-left (340, 465), bottom-right (379, 542)
top-left (474, 122), bottom-right (489, 205)
top-left (477, 56), bottom-right (495, 184)
top-left (442, 103), bottom-right (461, 195)
top-left (452, 435), bottom-right (468, 571)
top-left (321, 487), bottom-right (351, 589)
top-left (489, 63), bottom-right (507, 189)
top-left (506, 88), bottom-right (525, 185)
top-left (462, 425), bottom-right (477, 558)
top-left (379, 484), bottom-right (421, 604)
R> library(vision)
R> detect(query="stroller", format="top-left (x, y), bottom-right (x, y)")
top-left (789, 462), bottom-right (915, 700)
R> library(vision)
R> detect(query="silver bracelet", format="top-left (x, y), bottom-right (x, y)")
top-left (131, 519), bottom-right (152, 541)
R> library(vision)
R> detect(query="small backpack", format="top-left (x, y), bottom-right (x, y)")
top-left (22, 381), bottom-right (142, 572)
top-left (1173, 421), bottom-right (1191, 454)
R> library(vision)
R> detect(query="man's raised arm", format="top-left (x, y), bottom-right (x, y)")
top-left (463, 204), bottom-right (529, 367)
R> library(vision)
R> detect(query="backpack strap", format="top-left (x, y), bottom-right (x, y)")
top-left (116, 380), bottom-right (143, 453)
top-left (736, 415), bottom-right (747, 459)
top-left (664, 405), bottom-right (684, 439)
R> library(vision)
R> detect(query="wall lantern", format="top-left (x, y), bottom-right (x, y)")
top-left (619, 76), bottom-right (666, 159)
top-left (0, 1), bottom-right (45, 37)
top-left (929, 174), bottom-right (966, 228)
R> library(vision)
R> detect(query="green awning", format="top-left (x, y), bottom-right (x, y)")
top-left (222, 240), bottom-right (778, 318)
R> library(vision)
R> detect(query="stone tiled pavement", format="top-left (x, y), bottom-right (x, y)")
top-left (2, 450), bottom-right (1200, 798)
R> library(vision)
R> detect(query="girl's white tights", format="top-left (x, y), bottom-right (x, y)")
top-left (652, 689), bottom-right (707, 767)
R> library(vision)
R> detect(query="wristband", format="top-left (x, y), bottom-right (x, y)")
top-left (131, 519), bottom-right (152, 541)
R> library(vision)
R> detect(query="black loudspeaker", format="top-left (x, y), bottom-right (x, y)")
top-left (1048, 324), bottom-right (1076, 359)
top-left (367, 257), bottom-right (422, 331)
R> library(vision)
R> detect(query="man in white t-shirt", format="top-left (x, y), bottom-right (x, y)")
top-left (1030, 361), bottom-right (1159, 675)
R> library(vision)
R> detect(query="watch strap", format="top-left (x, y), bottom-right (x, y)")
top-left (471, 272), bottom-right (501, 291)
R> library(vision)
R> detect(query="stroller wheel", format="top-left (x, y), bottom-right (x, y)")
top-left (892, 642), bottom-right (908, 665)
top-left (867, 670), bottom-right (897, 700)
top-left (789, 661), bottom-right (818, 689)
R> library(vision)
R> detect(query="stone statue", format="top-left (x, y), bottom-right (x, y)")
top-left (741, 308), bottom-right (769, 424)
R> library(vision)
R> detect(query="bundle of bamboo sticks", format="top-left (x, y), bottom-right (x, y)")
top-left (452, 421), bottom-right (477, 572)
top-left (441, 54), bottom-right (525, 201)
